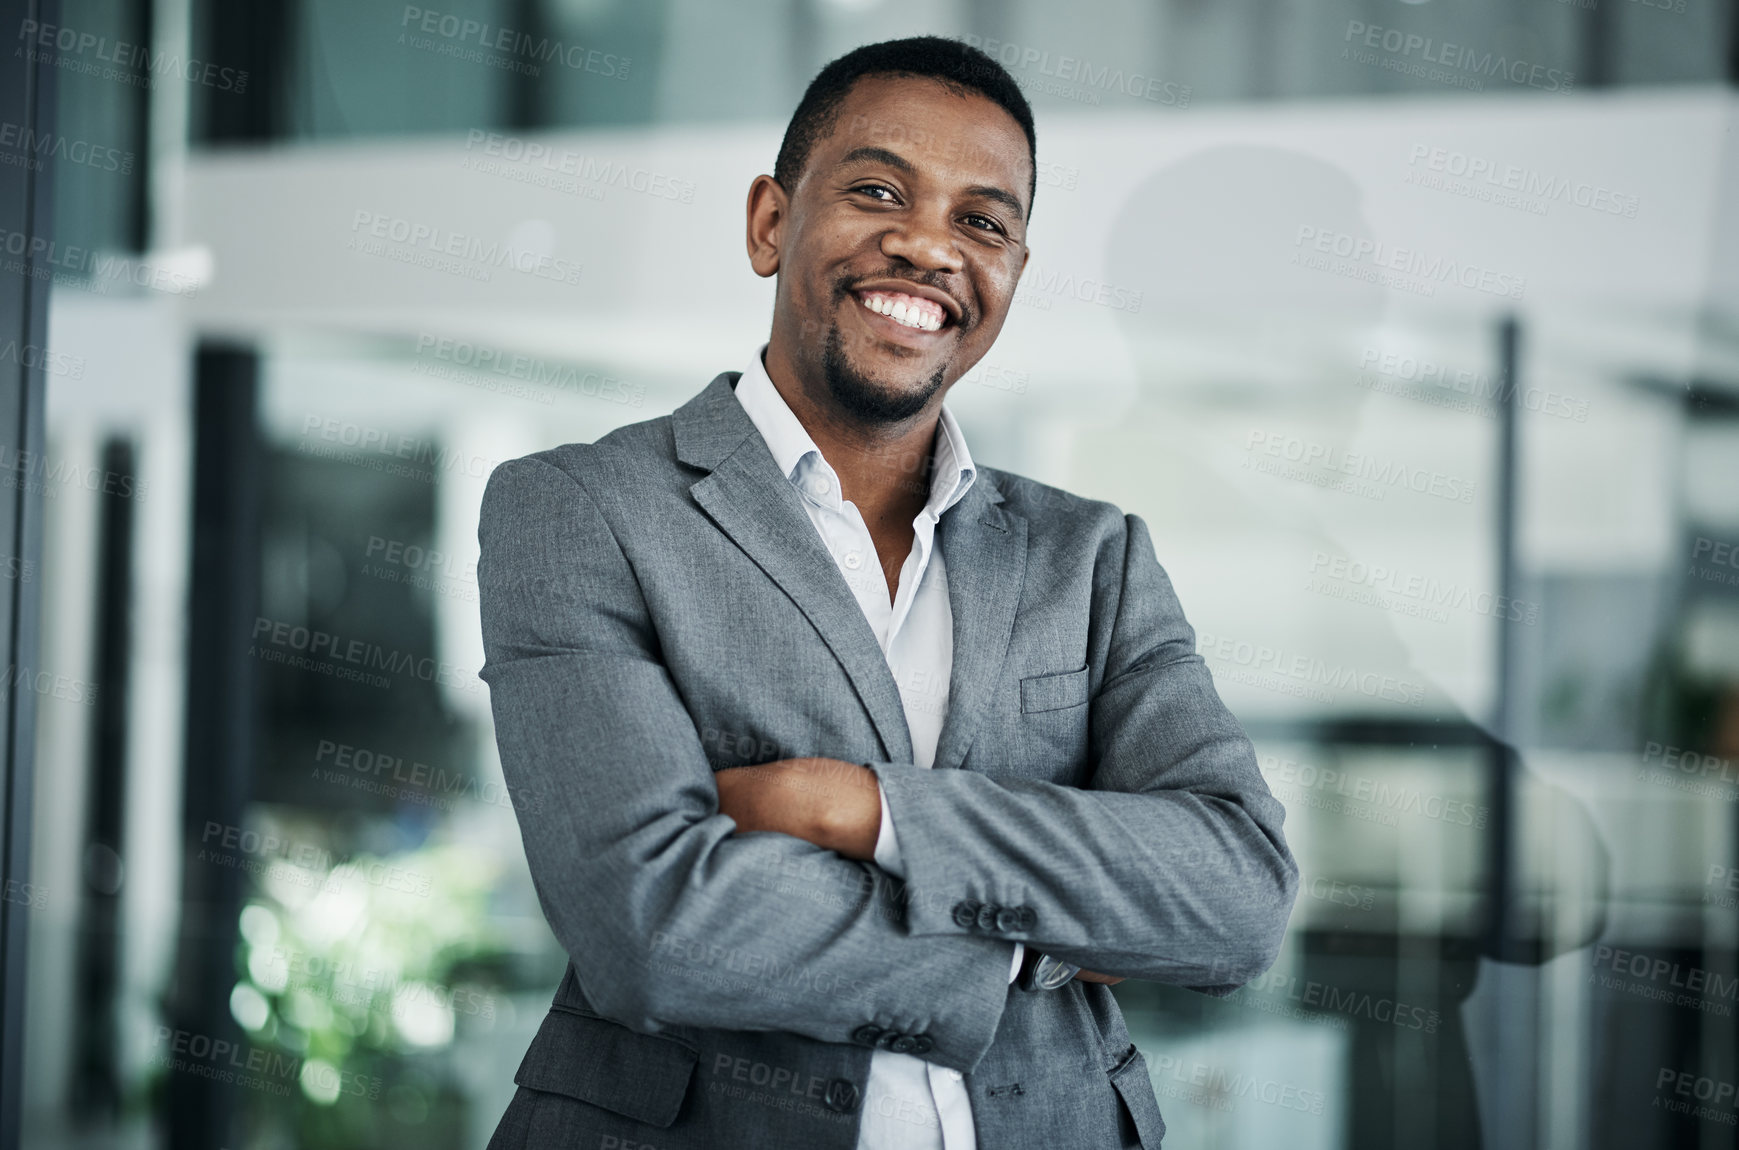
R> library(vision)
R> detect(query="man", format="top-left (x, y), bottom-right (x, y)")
top-left (478, 36), bottom-right (1296, 1150)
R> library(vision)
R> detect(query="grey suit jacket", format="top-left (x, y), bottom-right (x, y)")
top-left (477, 371), bottom-right (1298, 1149)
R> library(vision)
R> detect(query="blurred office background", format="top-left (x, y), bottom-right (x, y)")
top-left (2, 0), bottom-right (1737, 1147)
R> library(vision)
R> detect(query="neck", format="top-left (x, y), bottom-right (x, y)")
top-left (760, 341), bottom-right (940, 527)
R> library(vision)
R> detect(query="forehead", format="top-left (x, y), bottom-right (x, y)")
top-left (817, 74), bottom-right (1032, 194)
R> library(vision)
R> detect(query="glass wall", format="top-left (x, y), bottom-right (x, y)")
top-left (16, 1), bottom-right (1739, 1148)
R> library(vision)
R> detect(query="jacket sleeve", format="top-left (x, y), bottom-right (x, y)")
top-left (477, 455), bottom-right (1014, 1071)
top-left (866, 511), bottom-right (1299, 992)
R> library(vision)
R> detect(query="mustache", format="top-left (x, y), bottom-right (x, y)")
top-left (835, 267), bottom-right (972, 330)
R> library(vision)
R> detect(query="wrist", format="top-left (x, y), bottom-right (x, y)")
top-left (815, 760), bottom-right (880, 860)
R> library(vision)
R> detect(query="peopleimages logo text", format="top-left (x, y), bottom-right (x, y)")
top-left (349, 210), bottom-right (582, 286)
top-left (1260, 751), bottom-right (1487, 828)
top-left (0, 121), bottom-right (133, 174)
top-left (1295, 225), bottom-right (1525, 300)
top-left (1198, 629), bottom-right (1428, 706)
top-left (1343, 21), bottom-right (1574, 92)
top-left (462, 131), bottom-right (693, 203)
top-left (958, 34), bottom-right (1191, 106)
top-left (16, 18), bottom-right (250, 91)
top-left (1405, 144), bottom-right (1637, 218)
top-left (399, 6), bottom-right (627, 77)
top-left (1245, 430), bottom-right (1478, 504)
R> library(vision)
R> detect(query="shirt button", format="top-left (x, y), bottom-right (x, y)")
top-left (948, 1069), bottom-right (963, 1082)
top-left (844, 550), bottom-right (863, 569)
top-left (813, 476), bottom-right (832, 496)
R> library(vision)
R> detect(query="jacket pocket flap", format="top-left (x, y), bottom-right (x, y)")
top-left (1020, 666), bottom-right (1090, 713)
top-left (515, 1007), bottom-right (698, 1128)
top-left (1109, 1047), bottom-right (1167, 1147)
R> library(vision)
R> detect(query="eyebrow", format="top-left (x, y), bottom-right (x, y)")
top-left (963, 183), bottom-right (1026, 217)
top-left (837, 146), bottom-right (1028, 218)
top-left (838, 145), bottom-right (916, 174)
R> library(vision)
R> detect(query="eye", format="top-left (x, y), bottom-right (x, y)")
top-left (851, 183), bottom-right (899, 203)
top-left (962, 213), bottom-right (1007, 236)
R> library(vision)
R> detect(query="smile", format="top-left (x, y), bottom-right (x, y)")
top-left (856, 290), bottom-right (947, 333)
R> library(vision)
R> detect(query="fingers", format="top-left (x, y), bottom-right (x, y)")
top-left (1073, 969), bottom-right (1126, 985)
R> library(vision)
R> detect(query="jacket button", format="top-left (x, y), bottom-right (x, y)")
top-left (952, 900), bottom-right (980, 928)
top-left (888, 1034), bottom-right (917, 1054)
top-left (909, 1034), bottom-right (934, 1054)
top-left (975, 904), bottom-right (1000, 931)
top-left (824, 1078), bottom-right (860, 1113)
top-left (851, 1024), bottom-right (884, 1047)
top-left (1016, 906), bottom-right (1038, 931)
top-left (994, 906), bottom-right (1023, 933)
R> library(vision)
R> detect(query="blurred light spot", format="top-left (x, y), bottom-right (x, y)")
top-left (147, 245), bottom-right (214, 289)
top-left (392, 983), bottom-right (456, 1048)
top-left (300, 1057), bottom-right (344, 1105)
top-left (230, 982), bottom-right (272, 1032)
top-left (239, 902), bottom-right (281, 949)
top-left (297, 867), bottom-right (370, 946)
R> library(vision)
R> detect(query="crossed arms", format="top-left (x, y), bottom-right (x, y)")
top-left (712, 757), bottom-right (1124, 985)
top-left (478, 454), bottom-right (1298, 1074)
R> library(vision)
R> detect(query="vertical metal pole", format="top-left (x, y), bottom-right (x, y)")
top-left (1484, 314), bottom-right (1525, 1150)
top-left (1580, 0), bottom-right (1614, 90)
top-left (0, 0), bottom-right (59, 1146)
top-left (506, 0), bottom-right (547, 131)
top-left (125, 0), bottom-right (155, 250)
top-left (194, 0), bottom-right (290, 144)
top-left (1490, 314), bottom-right (1521, 964)
top-left (166, 346), bottom-right (260, 1150)
top-left (71, 439), bottom-right (137, 1119)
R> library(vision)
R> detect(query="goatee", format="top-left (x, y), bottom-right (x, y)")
top-left (821, 325), bottom-right (947, 424)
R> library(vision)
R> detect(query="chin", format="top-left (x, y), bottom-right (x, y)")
top-left (821, 327), bottom-right (946, 423)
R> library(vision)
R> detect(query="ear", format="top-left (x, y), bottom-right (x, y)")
top-left (746, 174), bottom-right (787, 278)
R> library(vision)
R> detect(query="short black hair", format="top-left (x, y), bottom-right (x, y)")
top-left (773, 36), bottom-right (1038, 217)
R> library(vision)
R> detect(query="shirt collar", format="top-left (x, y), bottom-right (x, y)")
top-left (733, 344), bottom-right (977, 520)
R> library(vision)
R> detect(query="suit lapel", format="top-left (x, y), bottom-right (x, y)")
top-left (670, 372), bottom-right (1029, 775)
top-left (932, 479), bottom-right (1027, 773)
top-left (675, 374), bottom-right (915, 766)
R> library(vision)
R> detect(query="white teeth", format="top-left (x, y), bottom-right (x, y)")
top-left (862, 292), bottom-right (945, 332)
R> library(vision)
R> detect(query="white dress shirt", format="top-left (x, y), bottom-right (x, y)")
top-left (733, 347), bottom-right (1022, 1149)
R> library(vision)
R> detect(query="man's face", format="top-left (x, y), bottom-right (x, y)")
top-left (758, 74), bottom-right (1032, 424)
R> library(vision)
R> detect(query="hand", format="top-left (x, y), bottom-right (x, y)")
top-left (714, 757), bottom-right (882, 861)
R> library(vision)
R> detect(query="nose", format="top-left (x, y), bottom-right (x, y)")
top-left (880, 205), bottom-right (963, 275)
